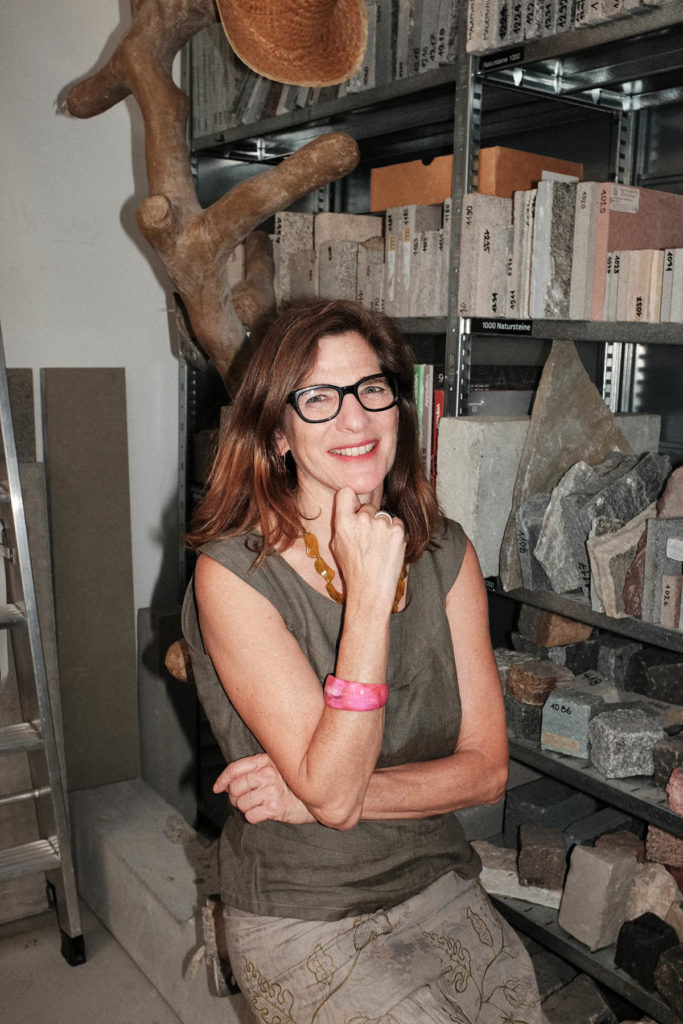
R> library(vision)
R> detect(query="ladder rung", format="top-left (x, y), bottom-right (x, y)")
top-left (0, 721), bottom-right (44, 754)
top-left (0, 837), bottom-right (61, 881)
top-left (0, 602), bottom-right (24, 627)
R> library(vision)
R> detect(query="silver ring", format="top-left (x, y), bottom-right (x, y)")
top-left (374, 511), bottom-right (393, 523)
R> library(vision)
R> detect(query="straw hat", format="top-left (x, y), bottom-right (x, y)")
top-left (216, 0), bottom-right (369, 88)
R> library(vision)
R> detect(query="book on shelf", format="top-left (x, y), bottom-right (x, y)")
top-left (529, 180), bottom-right (577, 320)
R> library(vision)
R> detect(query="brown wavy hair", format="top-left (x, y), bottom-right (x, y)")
top-left (186, 299), bottom-right (441, 565)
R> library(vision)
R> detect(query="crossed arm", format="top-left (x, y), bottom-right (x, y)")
top-left (196, 532), bottom-right (508, 830)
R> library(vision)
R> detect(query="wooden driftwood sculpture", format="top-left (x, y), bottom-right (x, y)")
top-left (63, 0), bottom-right (363, 394)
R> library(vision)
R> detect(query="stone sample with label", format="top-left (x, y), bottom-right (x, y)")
top-left (647, 825), bottom-right (683, 869)
top-left (624, 465), bottom-right (683, 618)
top-left (518, 824), bottom-right (567, 890)
top-left (667, 767), bottom-right (683, 814)
top-left (595, 829), bottom-right (645, 862)
top-left (596, 635), bottom-right (643, 687)
top-left (654, 944), bottom-right (683, 1016)
top-left (642, 517), bottom-right (683, 624)
top-left (588, 503), bottom-right (657, 618)
top-left (472, 840), bottom-right (562, 908)
top-left (625, 647), bottom-right (683, 706)
top-left (588, 707), bottom-right (665, 778)
top-left (506, 659), bottom-right (574, 706)
top-left (515, 492), bottom-right (552, 590)
top-left (541, 973), bottom-right (618, 1024)
top-left (653, 736), bottom-right (683, 789)
top-left (503, 777), bottom-right (600, 848)
top-left (571, 669), bottom-right (622, 703)
top-left (626, 861), bottom-right (681, 922)
top-left (534, 460), bottom-right (598, 594)
top-left (615, 912), bottom-right (680, 990)
top-left (541, 687), bottom-right (604, 759)
top-left (500, 340), bottom-right (633, 593)
top-left (558, 845), bottom-right (639, 951)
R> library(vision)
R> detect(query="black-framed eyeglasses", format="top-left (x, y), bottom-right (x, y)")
top-left (286, 373), bottom-right (399, 423)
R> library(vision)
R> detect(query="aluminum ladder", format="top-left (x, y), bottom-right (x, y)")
top-left (0, 321), bottom-right (84, 964)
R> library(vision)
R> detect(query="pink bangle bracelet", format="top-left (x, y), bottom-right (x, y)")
top-left (323, 674), bottom-right (388, 711)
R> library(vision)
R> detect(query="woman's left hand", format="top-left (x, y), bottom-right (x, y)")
top-left (213, 752), bottom-right (316, 825)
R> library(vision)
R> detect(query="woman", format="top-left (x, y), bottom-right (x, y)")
top-left (182, 299), bottom-right (546, 1023)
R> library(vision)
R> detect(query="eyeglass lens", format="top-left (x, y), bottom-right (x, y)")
top-left (295, 375), bottom-right (396, 421)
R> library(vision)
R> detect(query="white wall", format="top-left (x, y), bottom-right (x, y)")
top-left (0, 2), bottom-right (181, 612)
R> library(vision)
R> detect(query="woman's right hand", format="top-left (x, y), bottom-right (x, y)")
top-left (331, 487), bottom-right (406, 612)
top-left (214, 752), bottom-right (316, 825)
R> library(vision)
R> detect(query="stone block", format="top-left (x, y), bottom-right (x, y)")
top-left (564, 806), bottom-right (634, 849)
top-left (627, 861), bottom-right (681, 922)
top-left (653, 736), bottom-right (683, 789)
top-left (596, 635), bottom-right (643, 687)
top-left (588, 707), bottom-right (665, 779)
top-left (654, 944), bottom-right (683, 1017)
top-left (457, 798), bottom-right (505, 841)
top-left (588, 504), bottom-right (656, 618)
top-left (661, 574), bottom-right (683, 629)
top-left (71, 780), bottom-right (247, 1024)
top-left (667, 766), bottom-right (683, 814)
top-left (507, 659), bottom-right (574, 706)
top-left (549, 640), bottom-right (601, 675)
top-left (503, 776), bottom-right (600, 848)
top-left (535, 460), bottom-right (598, 594)
top-left (647, 825), bottom-right (683, 869)
top-left (518, 824), bottom-right (567, 889)
top-left (666, 901), bottom-right (683, 941)
top-left (571, 669), bottom-right (622, 703)
top-left (494, 647), bottom-right (535, 689)
top-left (558, 845), bottom-right (639, 951)
top-left (541, 972), bottom-right (618, 1023)
top-left (642, 517), bottom-right (683, 623)
top-left (624, 647), bottom-right (683, 706)
top-left (615, 912), bottom-right (680, 990)
top-left (472, 840), bottom-right (562, 908)
top-left (595, 829), bottom-right (645, 862)
top-left (504, 691), bottom-right (544, 744)
top-left (542, 688), bottom-right (604, 759)
top-left (436, 415), bottom-right (530, 579)
top-left (530, 949), bottom-right (577, 1002)
top-left (515, 492), bottom-right (553, 591)
top-left (518, 605), bottom-right (593, 646)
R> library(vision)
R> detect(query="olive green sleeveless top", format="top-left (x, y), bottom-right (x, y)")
top-left (181, 517), bottom-right (481, 921)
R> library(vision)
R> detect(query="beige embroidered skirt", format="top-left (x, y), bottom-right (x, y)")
top-left (224, 871), bottom-right (549, 1023)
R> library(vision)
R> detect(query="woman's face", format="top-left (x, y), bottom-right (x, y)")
top-left (276, 331), bottom-right (399, 515)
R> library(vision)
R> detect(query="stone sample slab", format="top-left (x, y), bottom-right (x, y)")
top-left (654, 944), bottom-right (683, 1017)
top-left (503, 777), bottom-right (600, 848)
top-left (516, 492), bottom-right (553, 590)
top-left (615, 912), bottom-right (680, 990)
top-left (518, 824), bottom-right (567, 890)
top-left (596, 635), bottom-right (643, 687)
top-left (642, 517), bottom-right (683, 623)
top-left (558, 845), bottom-right (639, 951)
top-left (518, 605), bottom-right (593, 646)
top-left (542, 688), bottom-right (604, 759)
top-left (507, 659), bottom-right (574, 706)
top-left (667, 766), bottom-right (683, 814)
top-left (647, 825), bottom-right (683, 869)
top-left (588, 707), bottom-right (665, 778)
top-left (627, 862), bottom-right (681, 922)
top-left (653, 736), bottom-right (683, 789)
top-left (472, 840), bottom-right (562, 908)
top-left (563, 806), bottom-right (634, 848)
top-left (588, 503), bottom-right (657, 618)
top-left (662, 573), bottom-right (683, 628)
top-left (541, 972), bottom-right (618, 1023)
top-left (595, 829), bottom-right (645, 862)
top-left (499, 341), bottom-right (636, 591)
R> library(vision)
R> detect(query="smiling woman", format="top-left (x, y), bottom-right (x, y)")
top-left (181, 299), bottom-right (548, 1023)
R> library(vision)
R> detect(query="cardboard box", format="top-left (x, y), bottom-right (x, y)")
top-left (370, 149), bottom-right (583, 210)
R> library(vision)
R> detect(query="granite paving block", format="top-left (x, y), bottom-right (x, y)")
top-left (596, 635), bottom-right (643, 687)
top-left (507, 659), bottom-right (574, 706)
top-left (558, 845), bottom-right (639, 951)
top-left (653, 735), bottom-right (683, 789)
top-left (625, 648), bottom-right (683, 706)
top-left (505, 691), bottom-right (544, 744)
top-left (516, 492), bottom-right (553, 591)
top-left (666, 901), bottom-right (683, 941)
top-left (654, 944), bottom-right (683, 1016)
top-left (518, 824), bottom-right (567, 889)
top-left (647, 825), bottom-right (683, 869)
top-left (503, 776), bottom-right (600, 848)
top-left (563, 806), bottom-right (634, 848)
top-left (595, 829), bottom-right (645, 862)
top-left (531, 949), bottom-right (577, 1002)
top-left (549, 639), bottom-right (601, 675)
top-left (627, 861), bottom-right (681, 922)
top-left (667, 766), bottom-right (683, 813)
top-left (518, 605), bottom-right (593, 646)
top-left (542, 688), bottom-right (604, 759)
top-left (541, 972), bottom-right (618, 1023)
top-left (616, 912), bottom-right (680, 990)
top-left (642, 517), bottom-right (683, 624)
top-left (588, 504), bottom-right (656, 618)
top-left (472, 840), bottom-right (562, 908)
top-left (588, 707), bottom-right (665, 779)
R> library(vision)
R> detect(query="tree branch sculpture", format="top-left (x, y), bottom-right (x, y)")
top-left (64, 0), bottom-right (361, 394)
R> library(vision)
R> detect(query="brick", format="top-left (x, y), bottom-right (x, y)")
top-left (653, 735), bottom-right (683, 789)
top-left (541, 973), bottom-right (618, 1023)
top-left (503, 777), bottom-right (600, 849)
top-left (627, 862), bottom-right (681, 922)
top-left (507, 659), bottom-right (574, 706)
top-left (595, 829), bottom-right (645, 863)
top-left (588, 707), bottom-right (665, 779)
top-left (558, 845), bottom-right (639, 951)
top-left (542, 688), bottom-right (604, 759)
top-left (518, 604), bottom-right (593, 646)
top-left (647, 825), bottom-right (683, 869)
top-left (472, 841), bottom-right (562, 909)
top-left (654, 943), bottom-right (683, 1015)
top-left (518, 824), bottom-right (567, 890)
top-left (667, 766), bottom-right (683, 814)
top-left (615, 912), bottom-right (679, 990)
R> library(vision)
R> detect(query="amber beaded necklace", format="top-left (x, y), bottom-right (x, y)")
top-left (303, 531), bottom-right (407, 613)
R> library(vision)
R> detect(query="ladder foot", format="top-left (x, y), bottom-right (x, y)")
top-left (60, 930), bottom-right (86, 966)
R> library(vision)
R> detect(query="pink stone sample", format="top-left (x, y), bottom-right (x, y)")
top-left (667, 766), bottom-right (683, 815)
top-left (647, 825), bottom-right (683, 869)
